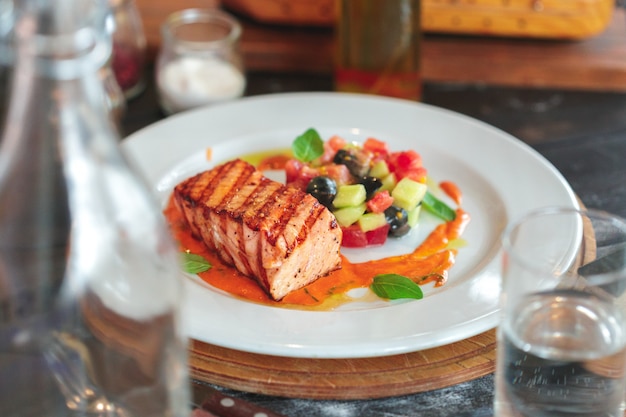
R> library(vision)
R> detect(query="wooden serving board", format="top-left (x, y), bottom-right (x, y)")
top-left (189, 329), bottom-right (496, 400)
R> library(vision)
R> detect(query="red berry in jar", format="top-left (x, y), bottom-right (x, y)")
top-left (112, 42), bottom-right (143, 92)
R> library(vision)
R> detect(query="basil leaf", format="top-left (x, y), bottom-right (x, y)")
top-left (423, 191), bottom-right (456, 221)
top-left (370, 274), bottom-right (424, 300)
top-left (182, 252), bottom-right (212, 274)
top-left (292, 128), bottom-right (324, 162)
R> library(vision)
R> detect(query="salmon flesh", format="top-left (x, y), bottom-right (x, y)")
top-left (173, 159), bottom-right (342, 301)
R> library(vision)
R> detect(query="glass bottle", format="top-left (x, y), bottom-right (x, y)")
top-left (0, 1), bottom-right (189, 416)
top-left (334, 0), bottom-right (422, 101)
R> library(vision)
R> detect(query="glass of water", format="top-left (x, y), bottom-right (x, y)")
top-left (495, 207), bottom-right (626, 417)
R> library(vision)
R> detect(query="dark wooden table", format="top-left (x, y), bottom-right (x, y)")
top-left (119, 68), bottom-right (626, 417)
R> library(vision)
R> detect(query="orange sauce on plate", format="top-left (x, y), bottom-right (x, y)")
top-left (440, 181), bottom-right (462, 205)
top-left (164, 195), bottom-right (470, 310)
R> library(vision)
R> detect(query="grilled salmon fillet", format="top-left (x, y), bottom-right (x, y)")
top-left (173, 159), bottom-right (342, 301)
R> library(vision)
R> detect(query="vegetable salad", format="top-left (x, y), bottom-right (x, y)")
top-left (285, 129), bottom-right (455, 247)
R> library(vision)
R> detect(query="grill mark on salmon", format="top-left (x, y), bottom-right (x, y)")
top-left (173, 159), bottom-right (342, 301)
top-left (258, 187), bottom-right (297, 247)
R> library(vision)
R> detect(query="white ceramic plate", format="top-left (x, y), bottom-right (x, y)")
top-left (122, 92), bottom-right (579, 358)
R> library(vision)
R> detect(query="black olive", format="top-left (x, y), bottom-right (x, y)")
top-left (384, 206), bottom-right (411, 237)
top-left (360, 176), bottom-right (383, 200)
top-left (306, 176), bottom-right (337, 209)
top-left (333, 148), bottom-right (370, 178)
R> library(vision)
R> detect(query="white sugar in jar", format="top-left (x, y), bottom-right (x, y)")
top-left (156, 8), bottom-right (246, 114)
top-left (159, 56), bottom-right (245, 113)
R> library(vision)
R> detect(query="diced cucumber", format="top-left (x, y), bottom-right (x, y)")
top-left (392, 178), bottom-right (427, 212)
top-left (358, 212), bottom-right (387, 232)
top-left (407, 205), bottom-right (422, 228)
top-left (369, 160), bottom-right (390, 179)
top-left (379, 173), bottom-right (397, 192)
top-left (333, 184), bottom-right (367, 208)
top-left (333, 204), bottom-right (367, 227)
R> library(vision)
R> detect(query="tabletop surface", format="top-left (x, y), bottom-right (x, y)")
top-left (119, 68), bottom-right (626, 417)
top-left (2, 4), bottom-right (626, 417)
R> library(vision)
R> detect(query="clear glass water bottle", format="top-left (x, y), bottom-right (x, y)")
top-left (0, 1), bottom-right (190, 416)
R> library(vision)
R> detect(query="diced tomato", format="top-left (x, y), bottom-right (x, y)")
top-left (366, 223), bottom-right (390, 245)
top-left (321, 163), bottom-right (353, 187)
top-left (341, 223), bottom-right (389, 247)
top-left (285, 159), bottom-right (319, 191)
top-left (300, 165), bottom-right (320, 180)
top-left (388, 150), bottom-right (422, 172)
top-left (317, 135), bottom-right (348, 164)
top-left (328, 135), bottom-right (347, 152)
top-left (295, 166), bottom-right (320, 191)
top-left (402, 167), bottom-right (428, 183)
top-left (387, 150), bottom-right (426, 181)
top-left (363, 137), bottom-right (389, 158)
top-left (285, 159), bottom-right (304, 184)
top-left (366, 190), bottom-right (394, 213)
top-left (341, 224), bottom-right (368, 248)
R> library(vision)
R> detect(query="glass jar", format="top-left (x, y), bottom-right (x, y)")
top-left (109, 0), bottom-right (147, 99)
top-left (156, 8), bottom-right (246, 114)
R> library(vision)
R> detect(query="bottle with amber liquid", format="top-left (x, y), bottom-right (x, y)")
top-left (334, 0), bottom-right (422, 101)
top-left (0, 1), bottom-right (189, 416)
